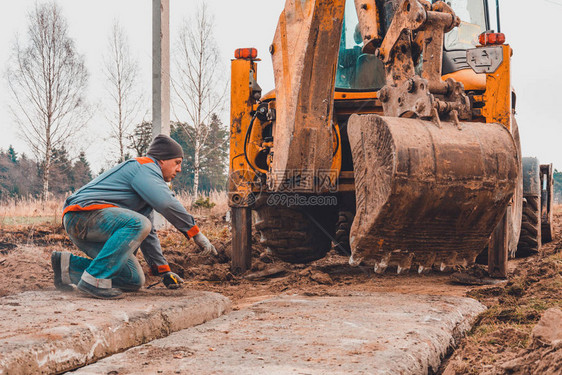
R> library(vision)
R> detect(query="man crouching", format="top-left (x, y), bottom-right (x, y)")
top-left (51, 134), bottom-right (217, 299)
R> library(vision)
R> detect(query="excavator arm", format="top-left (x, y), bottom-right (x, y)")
top-left (268, 0), bottom-right (346, 192)
top-left (268, 0), bottom-right (471, 193)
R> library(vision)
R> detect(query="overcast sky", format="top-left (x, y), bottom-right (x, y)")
top-left (0, 0), bottom-right (561, 173)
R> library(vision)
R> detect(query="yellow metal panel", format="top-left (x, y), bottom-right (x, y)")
top-left (260, 89), bottom-right (379, 102)
top-left (229, 58), bottom-right (258, 205)
top-left (330, 121), bottom-right (343, 182)
top-left (482, 45), bottom-right (512, 130)
top-left (442, 69), bottom-right (486, 91)
top-left (334, 91), bottom-right (377, 100)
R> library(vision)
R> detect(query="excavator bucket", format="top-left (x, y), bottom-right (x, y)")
top-left (347, 114), bottom-right (518, 273)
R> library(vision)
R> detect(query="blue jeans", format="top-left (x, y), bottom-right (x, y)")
top-left (62, 207), bottom-right (150, 290)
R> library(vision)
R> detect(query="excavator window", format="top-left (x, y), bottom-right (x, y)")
top-left (335, 0), bottom-right (494, 90)
top-left (440, 0), bottom-right (492, 75)
top-left (335, 0), bottom-right (386, 91)
top-left (442, 0), bottom-right (487, 51)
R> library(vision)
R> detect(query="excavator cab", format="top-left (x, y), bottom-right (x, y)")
top-left (441, 0), bottom-right (498, 77)
top-left (336, 1), bottom-right (385, 90)
top-left (336, 0), bottom-right (496, 90)
top-left (442, 0), bottom-right (489, 50)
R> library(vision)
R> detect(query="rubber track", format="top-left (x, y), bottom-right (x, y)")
top-left (516, 195), bottom-right (541, 256)
top-left (254, 203), bottom-right (336, 263)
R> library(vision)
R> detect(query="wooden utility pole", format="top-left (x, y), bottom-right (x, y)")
top-left (153, 0), bottom-right (170, 137)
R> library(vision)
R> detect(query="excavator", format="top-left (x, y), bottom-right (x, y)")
top-left (228, 0), bottom-right (552, 275)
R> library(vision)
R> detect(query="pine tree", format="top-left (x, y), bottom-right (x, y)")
top-left (200, 114), bottom-right (228, 191)
top-left (170, 116), bottom-right (227, 194)
top-left (554, 169), bottom-right (562, 204)
top-left (0, 151), bottom-right (11, 198)
top-left (46, 147), bottom-right (73, 195)
top-left (170, 122), bottom-right (195, 192)
top-left (0, 147), bottom-right (41, 198)
top-left (7, 145), bottom-right (18, 163)
top-left (70, 151), bottom-right (93, 191)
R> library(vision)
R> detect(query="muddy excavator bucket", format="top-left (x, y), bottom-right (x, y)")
top-left (348, 114), bottom-right (518, 273)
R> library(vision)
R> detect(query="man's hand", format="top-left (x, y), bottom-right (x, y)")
top-left (193, 233), bottom-right (218, 257)
top-left (162, 271), bottom-right (184, 289)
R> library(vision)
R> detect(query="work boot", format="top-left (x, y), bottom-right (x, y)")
top-left (51, 251), bottom-right (74, 292)
top-left (77, 279), bottom-right (123, 299)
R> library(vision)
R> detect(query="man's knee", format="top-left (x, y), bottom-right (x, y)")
top-left (136, 268), bottom-right (146, 287)
top-left (127, 214), bottom-right (152, 239)
top-left (138, 215), bottom-right (152, 238)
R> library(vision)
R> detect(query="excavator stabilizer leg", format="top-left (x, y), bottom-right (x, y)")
top-left (347, 114), bottom-right (518, 272)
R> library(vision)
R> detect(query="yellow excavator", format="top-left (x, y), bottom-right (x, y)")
top-left (228, 0), bottom-right (552, 275)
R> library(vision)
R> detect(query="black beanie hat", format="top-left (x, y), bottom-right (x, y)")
top-left (147, 134), bottom-right (184, 161)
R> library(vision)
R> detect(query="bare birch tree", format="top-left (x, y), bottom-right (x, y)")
top-left (103, 20), bottom-right (142, 163)
top-left (172, 4), bottom-right (227, 197)
top-left (6, 2), bottom-right (90, 200)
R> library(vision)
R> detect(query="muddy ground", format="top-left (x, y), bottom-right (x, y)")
top-left (0, 209), bottom-right (560, 374)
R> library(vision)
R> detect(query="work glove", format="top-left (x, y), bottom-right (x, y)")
top-left (193, 232), bottom-right (218, 257)
top-left (162, 271), bottom-right (184, 289)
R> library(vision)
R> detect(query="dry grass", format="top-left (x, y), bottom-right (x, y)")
top-left (444, 205), bottom-right (562, 374)
top-left (0, 191), bottom-right (229, 226)
top-left (0, 196), bottom-right (64, 225)
top-left (176, 190), bottom-right (229, 217)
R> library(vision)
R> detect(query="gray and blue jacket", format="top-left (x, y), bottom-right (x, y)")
top-left (63, 156), bottom-right (199, 275)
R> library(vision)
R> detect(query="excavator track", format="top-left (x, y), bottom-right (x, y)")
top-left (517, 195), bottom-right (541, 256)
top-left (347, 114), bottom-right (518, 273)
top-left (516, 157), bottom-right (542, 256)
top-left (254, 196), bottom-right (338, 263)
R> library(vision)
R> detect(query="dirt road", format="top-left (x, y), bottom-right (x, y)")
top-left (0, 208), bottom-right (560, 374)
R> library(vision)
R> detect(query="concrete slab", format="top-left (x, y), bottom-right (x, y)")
top-left (74, 293), bottom-right (485, 375)
top-left (0, 290), bottom-right (230, 375)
